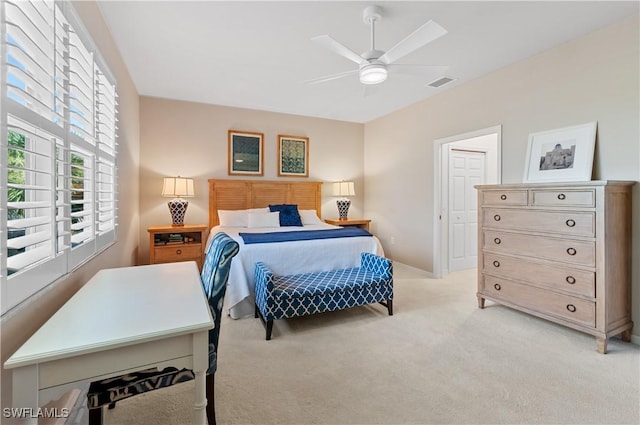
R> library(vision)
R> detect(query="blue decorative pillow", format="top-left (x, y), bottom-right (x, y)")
top-left (268, 204), bottom-right (303, 227)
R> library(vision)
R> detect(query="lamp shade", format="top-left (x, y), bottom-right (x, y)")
top-left (332, 181), bottom-right (355, 197)
top-left (162, 177), bottom-right (194, 198)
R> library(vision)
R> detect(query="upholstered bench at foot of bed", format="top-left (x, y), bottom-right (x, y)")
top-left (254, 252), bottom-right (393, 340)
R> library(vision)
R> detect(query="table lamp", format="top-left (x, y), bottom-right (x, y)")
top-left (332, 181), bottom-right (355, 220)
top-left (162, 176), bottom-right (194, 226)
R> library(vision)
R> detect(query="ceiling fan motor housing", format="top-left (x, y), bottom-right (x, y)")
top-left (359, 61), bottom-right (388, 84)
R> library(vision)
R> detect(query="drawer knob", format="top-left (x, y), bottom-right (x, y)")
top-left (500, 194), bottom-right (507, 200)
top-left (566, 276), bottom-right (576, 284)
top-left (557, 193), bottom-right (566, 200)
top-left (493, 214), bottom-right (501, 221)
top-left (566, 304), bottom-right (576, 313)
top-left (494, 237), bottom-right (501, 244)
top-left (493, 260), bottom-right (500, 268)
top-left (566, 219), bottom-right (576, 227)
top-left (176, 249), bottom-right (182, 255)
top-left (494, 283), bottom-right (502, 291)
top-left (567, 247), bottom-right (577, 256)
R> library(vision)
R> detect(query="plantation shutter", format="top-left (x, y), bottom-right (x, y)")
top-left (95, 68), bottom-right (117, 248)
top-left (1, 0), bottom-right (119, 314)
top-left (2, 0), bottom-right (68, 307)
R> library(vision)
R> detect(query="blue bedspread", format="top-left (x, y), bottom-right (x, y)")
top-left (239, 227), bottom-right (372, 245)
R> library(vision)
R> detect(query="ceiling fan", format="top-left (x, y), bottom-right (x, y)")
top-left (306, 5), bottom-right (448, 86)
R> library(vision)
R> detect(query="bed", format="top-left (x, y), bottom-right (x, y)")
top-left (207, 179), bottom-right (385, 318)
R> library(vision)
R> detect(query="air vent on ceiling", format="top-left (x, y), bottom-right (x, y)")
top-left (427, 76), bottom-right (456, 88)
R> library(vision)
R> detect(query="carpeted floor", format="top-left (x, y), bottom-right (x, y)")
top-left (74, 265), bottom-right (640, 425)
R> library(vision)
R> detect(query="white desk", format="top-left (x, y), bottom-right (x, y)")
top-left (4, 261), bottom-right (213, 425)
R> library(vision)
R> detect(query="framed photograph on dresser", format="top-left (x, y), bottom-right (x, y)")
top-left (523, 122), bottom-right (597, 183)
top-left (278, 135), bottom-right (309, 177)
top-left (228, 130), bottom-right (264, 176)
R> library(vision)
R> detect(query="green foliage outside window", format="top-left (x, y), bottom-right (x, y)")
top-left (7, 131), bottom-right (26, 264)
top-left (7, 130), bottom-right (25, 220)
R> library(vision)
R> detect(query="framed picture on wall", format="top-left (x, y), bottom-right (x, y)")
top-left (228, 130), bottom-right (264, 176)
top-left (523, 122), bottom-right (597, 183)
top-left (278, 135), bottom-right (309, 177)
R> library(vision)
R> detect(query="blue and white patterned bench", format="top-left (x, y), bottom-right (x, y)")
top-left (254, 252), bottom-right (393, 340)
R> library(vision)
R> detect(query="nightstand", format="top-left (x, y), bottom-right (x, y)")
top-left (324, 218), bottom-right (371, 232)
top-left (148, 224), bottom-right (208, 270)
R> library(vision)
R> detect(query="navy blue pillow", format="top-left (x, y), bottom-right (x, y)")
top-left (268, 204), bottom-right (303, 227)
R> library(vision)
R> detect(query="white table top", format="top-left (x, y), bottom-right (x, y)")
top-left (5, 261), bottom-right (213, 369)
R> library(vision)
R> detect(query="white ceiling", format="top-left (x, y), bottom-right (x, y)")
top-left (97, 1), bottom-right (639, 124)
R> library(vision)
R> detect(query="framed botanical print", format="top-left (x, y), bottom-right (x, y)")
top-left (278, 135), bottom-right (309, 177)
top-left (228, 130), bottom-right (264, 176)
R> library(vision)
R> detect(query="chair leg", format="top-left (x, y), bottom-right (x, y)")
top-left (206, 373), bottom-right (216, 425)
top-left (88, 407), bottom-right (103, 425)
top-left (388, 299), bottom-right (393, 316)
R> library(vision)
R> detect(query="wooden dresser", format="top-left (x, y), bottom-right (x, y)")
top-left (475, 181), bottom-right (634, 353)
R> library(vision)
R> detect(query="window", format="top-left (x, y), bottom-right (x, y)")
top-left (1, 0), bottom-right (118, 314)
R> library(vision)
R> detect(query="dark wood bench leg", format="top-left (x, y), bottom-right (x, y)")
top-left (378, 299), bottom-right (393, 316)
top-left (255, 302), bottom-right (275, 340)
top-left (266, 320), bottom-right (273, 340)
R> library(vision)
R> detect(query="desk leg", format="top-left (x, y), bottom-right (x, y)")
top-left (193, 331), bottom-right (209, 425)
top-left (11, 366), bottom-right (39, 425)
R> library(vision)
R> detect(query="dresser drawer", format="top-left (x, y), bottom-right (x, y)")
top-left (482, 253), bottom-right (595, 298)
top-left (481, 190), bottom-right (528, 206)
top-left (484, 230), bottom-right (596, 267)
top-left (531, 189), bottom-right (595, 207)
top-left (484, 276), bottom-right (595, 327)
top-left (483, 208), bottom-right (594, 237)
top-left (154, 244), bottom-right (202, 263)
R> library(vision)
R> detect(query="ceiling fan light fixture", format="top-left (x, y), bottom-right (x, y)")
top-left (359, 63), bottom-right (388, 85)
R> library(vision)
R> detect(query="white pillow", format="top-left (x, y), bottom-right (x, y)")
top-left (248, 211), bottom-right (280, 228)
top-left (218, 210), bottom-right (248, 227)
top-left (247, 207), bottom-right (269, 214)
top-left (299, 209), bottom-right (322, 225)
top-left (218, 208), bottom-right (271, 227)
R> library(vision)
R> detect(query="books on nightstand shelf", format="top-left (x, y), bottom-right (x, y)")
top-left (154, 233), bottom-right (196, 246)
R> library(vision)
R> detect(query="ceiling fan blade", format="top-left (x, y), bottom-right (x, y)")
top-left (311, 35), bottom-right (366, 65)
top-left (379, 20), bottom-right (447, 65)
top-left (388, 64), bottom-right (448, 76)
top-left (304, 69), bottom-right (359, 85)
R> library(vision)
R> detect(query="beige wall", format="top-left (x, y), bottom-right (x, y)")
top-left (139, 97), bottom-right (364, 265)
top-left (0, 0), bottom-right (140, 409)
top-left (364, 16), bottom-right (639, 335)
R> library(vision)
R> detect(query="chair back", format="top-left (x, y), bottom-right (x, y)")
top-left (200, 232), bottom-right (239, 373)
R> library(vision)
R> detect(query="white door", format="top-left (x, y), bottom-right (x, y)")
top-left (448, 149), bottom-right (485, 272)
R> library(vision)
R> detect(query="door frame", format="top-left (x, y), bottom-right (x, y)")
top-left (433, 125), bottom-right (502, 278)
